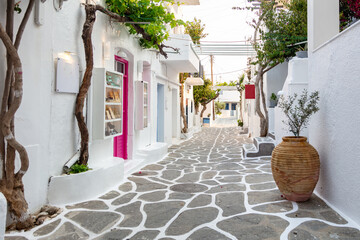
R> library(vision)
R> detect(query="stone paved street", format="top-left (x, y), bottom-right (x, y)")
top-left (5, 127), bottom-right (360, 240)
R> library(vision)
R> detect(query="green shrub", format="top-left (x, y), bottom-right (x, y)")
top-left (69, 164), bottom-right (91, 174)
top-left (237, 119), bottom-right (244, 127)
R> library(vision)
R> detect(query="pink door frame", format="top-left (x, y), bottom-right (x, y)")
top-left (114, 56), bottom-right (129, 159)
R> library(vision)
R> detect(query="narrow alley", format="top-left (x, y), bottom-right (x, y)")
top-left (6, 127), bottom-right (360, 240)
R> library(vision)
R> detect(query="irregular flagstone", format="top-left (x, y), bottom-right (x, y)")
top-left (130, 230), bottom-right (160, 240)
top-left (142, 164), bottom-right (165, 171)
top-left (218, 176), bottom-right (243, 183)
top-left (206, 183), bottom-right (246, 193)
top-left (195, 167), bottom-right (211, 171)
top-left (38, 222), bottom-right (89, 240)
top-left (139, 191), bottom-right (167, 202)
top-left (66, 200), bottom-right (108, 210)
top-left (217, 214), bottom-right (289, 240)
top-left (240, 169), bottom-right (262, 174)
top-left (176, 172), bottom-right (201, 183)
top-left (248, 190), bottom-right (283, 205)
top-left (65, 211), bottom-right (120, 234)
top-left (161, 170), bottom-right (182, 180)
top-left (149, 177), bottom-right (173, 185)
top-left (253, 201), bottom-right (293, 213)
top-left (166, 207), bottom-right (219, 236)
top-left (245, 174), bottom-right (274, 184)
top-left (132, 171), bottom-right (158, 176)
top-left (215, 192), bottom-right (246, 217)
top-left (242, 163), bottom-right (261, 169)
top-left (175, 159), bottom-right (199, 165)
top-left (99, 190), bottom-right (120, 200)
top-left (219, 170), bottom-right (240, 175)
top-left (286, 195), bottom-right (348, 224)
top-left (170, 183), bottom-right (208, 193)
top-left (116, 201), bottom-right (143, 227)
top-left (250, 182), bottom-right (277, 190)
top-left (187, 227), bottom-right (231, 240)
top-left (259, 166), bottom-right (272, 173)
top-left (94, 229), bottom-right (132, 240)
top-left (200, 180), bottom-right (219, 186)
top-left (144, 201), bottom-right (184, 228)
top-left (128, 177), bottom-right (167, 192)
top-left (118, 182), bottom-right (133, 192)
top-left (169, 192), bottom-right (194, 200)
top-left (288, 220), bottom-right (360, 240)
top-left (184, 168), bottom-right (195, 173)
top-left (4, 237), bottom-right (28, 240)
top-left (209, 157), bottom-right (229, 162)
top-left (188, 194), bottom-right (212, 208)
top-left (167, 165), bottom-right (184, 170)
top-left (111, 193), bottom-right (137, 206)
top-left (202, 171), bottom-right (217, 180)
top-left (33, 219), bottom-right (61, 237)
top-left (214, 163), bottom-right (243, 171)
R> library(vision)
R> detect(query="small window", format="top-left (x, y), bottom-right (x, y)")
top-left (225, 103), bottom-right (229, 110)
top-left (231, 103), bottom-right (236, 110)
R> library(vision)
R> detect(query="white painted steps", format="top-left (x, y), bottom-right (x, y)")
top-left (242, 137), bottom-right (276, 159)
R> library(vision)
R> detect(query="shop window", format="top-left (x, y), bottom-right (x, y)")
top-left (143, 82), bottom-right (148, 128)
top-left (231, 103), bottom-right (236, 110)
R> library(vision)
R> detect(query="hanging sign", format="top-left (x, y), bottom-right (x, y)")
top-left (245, 84), bottom-right (255, 99)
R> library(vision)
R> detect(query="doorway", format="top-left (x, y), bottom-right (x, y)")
top-left (157, 83), bottom-right (165, 142)
top-left (113, 56), bottom-right (128, 159)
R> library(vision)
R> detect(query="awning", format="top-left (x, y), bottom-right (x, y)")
top-left (185, 77), bottom-right (204, 86)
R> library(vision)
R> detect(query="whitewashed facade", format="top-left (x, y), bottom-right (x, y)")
top-left (0, 0), bottom-right (200, 212)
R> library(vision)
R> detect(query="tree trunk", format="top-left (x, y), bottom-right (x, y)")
top-left (0, 22), bottom-right (33, 230)
top-left (180, 82), bottom-right (188, 133)
top-left (254, 68), bottom-right (268, 137)
top-left (239, 90), bottom-right (243, 122)
top-left (75, 5), bottom-right (97, 165)
top-left (200, 103), bottom-right (207, 118)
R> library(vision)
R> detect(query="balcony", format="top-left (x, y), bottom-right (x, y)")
top-left (160, 34), bottom-right (200, 73)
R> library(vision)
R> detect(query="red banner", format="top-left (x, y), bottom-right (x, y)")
top-left (245, 84), bottom-right (255, 99)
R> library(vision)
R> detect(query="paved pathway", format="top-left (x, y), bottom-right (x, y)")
top-left (5, 127), bottom-right (360, 240)
top-left (212, 117), bottom-right (238, 128)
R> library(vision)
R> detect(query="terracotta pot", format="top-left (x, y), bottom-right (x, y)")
top-left (271, 136), bottom-right (320, 202)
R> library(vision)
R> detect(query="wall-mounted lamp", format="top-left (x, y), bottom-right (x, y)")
top-left (56, 51), bottom-right (80, 93)
top-left (54, 0), bottom-right (68, 11)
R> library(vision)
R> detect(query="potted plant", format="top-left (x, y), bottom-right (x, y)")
top-left (269, 93), bottom-right (278, 108)
top-left (271, 90), bottom-right (320, 202)
top-left (237, 119), bottom-right (244, 128)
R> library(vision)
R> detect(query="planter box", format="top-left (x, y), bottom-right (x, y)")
top-left (48, 157), bottom-right (124, 205)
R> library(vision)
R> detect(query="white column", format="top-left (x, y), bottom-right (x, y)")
top-left (308, 0), bottom-right (339, 52)
top-left (0, 193), bottom-right (6, 240)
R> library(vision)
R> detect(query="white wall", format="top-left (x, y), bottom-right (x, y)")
top-left (264, 62), bottom-right (288, 107)
top-left (274, 57), bottom-right (309, 144)
top-left (0, 0), bottom-right (181, 213)
top-left (308, 21), bottom-right (360, 225)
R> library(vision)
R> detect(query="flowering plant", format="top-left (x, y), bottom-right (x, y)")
top-left (340, 0), bottom-right (360, 31)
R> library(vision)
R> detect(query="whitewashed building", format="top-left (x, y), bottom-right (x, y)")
top-left (0, 0), bottom-right (201, 215)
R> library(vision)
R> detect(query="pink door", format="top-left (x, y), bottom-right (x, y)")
top-left (114, 56), bottom-right (128, 159)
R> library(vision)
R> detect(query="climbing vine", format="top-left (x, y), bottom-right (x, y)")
top-left (105, 0), bottom-right (184, 54)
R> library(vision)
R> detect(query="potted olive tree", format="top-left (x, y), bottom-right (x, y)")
top-left (271, 90), bottom-right (320, 202)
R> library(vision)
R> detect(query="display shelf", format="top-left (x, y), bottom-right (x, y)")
top-left (92, 68), bottom-right (124, 139)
